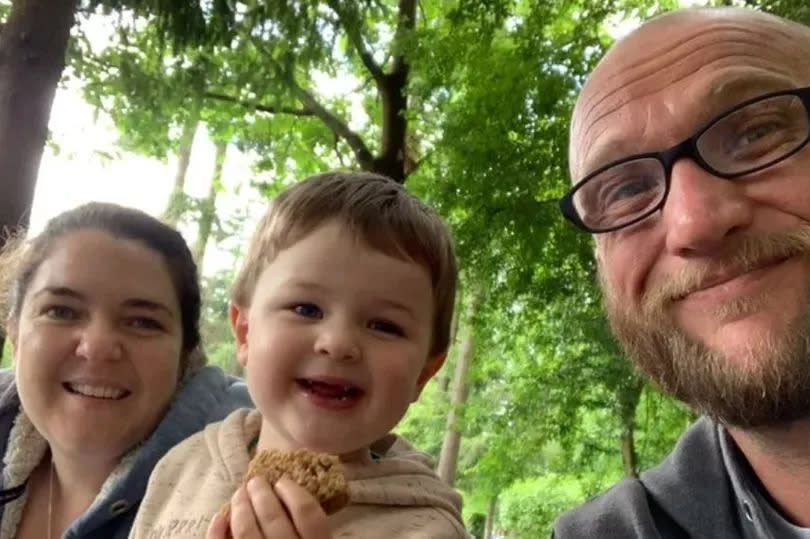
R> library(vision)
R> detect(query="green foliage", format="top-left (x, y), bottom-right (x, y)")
top-left (735, 0), bottom-right (810, 25)
top-left (91, 0), bottom-right (236, 48)
top-left (200, 269), bottom-right (238, 373)
top-left (1, 341), bottom-right (11, 369)
top-left (396, 378), bottom-right (449, 456)
top-left (499, 474), bottom-right (591, 537)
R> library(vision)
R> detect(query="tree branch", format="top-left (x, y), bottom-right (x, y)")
top-left (391, 0), bottom-right (417, 76)
top-left (325, 0), bottom-right (385, 83)
top-left (203, 91), bottom-right (314, 117)
top-left (284, 76), bottom-right (376, 171)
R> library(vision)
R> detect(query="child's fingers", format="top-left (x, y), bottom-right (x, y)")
top-left (274, 478), bottom-right (331, 539)
top-left (245, 476), bottom-right (300, 538)
top-left (228, 485), bottom-right (264, 539)
top-left (205, 507), bottom-right (231, 539)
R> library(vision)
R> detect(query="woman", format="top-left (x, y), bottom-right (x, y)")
top-left (0, 202), bottom-right (251, 538)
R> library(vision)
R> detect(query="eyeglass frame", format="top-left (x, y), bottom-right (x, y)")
top-left (559, 85), bottom-right (810, 233)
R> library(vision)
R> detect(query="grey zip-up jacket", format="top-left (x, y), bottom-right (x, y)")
top-left (553, 418), bottom-right (744, 539)
top-left (0, 366), bottom-right (251, 539)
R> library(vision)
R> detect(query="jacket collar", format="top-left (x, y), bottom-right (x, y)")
top-left (641, 417), bottom-right (744, 539)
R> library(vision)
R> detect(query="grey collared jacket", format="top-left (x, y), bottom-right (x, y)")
top-left (0, 366), bottom-right (252, 538)
top-left (553, 418), bottom-right (744, 539)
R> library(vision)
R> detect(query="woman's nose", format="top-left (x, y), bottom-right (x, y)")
top-left (75, 318), bottom-right (123, 362)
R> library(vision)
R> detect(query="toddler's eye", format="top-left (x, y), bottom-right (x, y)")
top-left (293, 303), bottom-right (323, 319)
top-left (369, 319), bottom-right (404, 336)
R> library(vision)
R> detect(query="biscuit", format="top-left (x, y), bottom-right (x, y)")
top-left (223, 448), bottom-right (349, 519)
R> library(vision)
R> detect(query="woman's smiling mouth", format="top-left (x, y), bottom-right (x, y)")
top-left (64, 382), bottom-right (130, 400)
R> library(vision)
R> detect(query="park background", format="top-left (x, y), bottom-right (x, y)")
top-left (0, 0), bottom-right (807, 536)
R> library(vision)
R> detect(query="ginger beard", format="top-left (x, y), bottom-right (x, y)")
top-left (602, 227), bottom-right (810, 428)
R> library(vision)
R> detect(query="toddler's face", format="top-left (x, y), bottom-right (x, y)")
top-left (232, 220), bottom-right (440, 460)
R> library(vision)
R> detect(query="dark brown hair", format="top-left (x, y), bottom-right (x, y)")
top-left (1, 202), bottom-right (203, 373)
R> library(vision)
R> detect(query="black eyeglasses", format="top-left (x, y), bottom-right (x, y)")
top-left (560, 86), bottom-right (810, 233)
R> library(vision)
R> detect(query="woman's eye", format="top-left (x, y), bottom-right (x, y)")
top-left (293, 303), bottom-right (323, 319)
top-left (369, 319), bottom-right (405, 336)
top-left (44, 306), bottom-right (77, 320)
top-left (128, 317), bottom-right (164, 331)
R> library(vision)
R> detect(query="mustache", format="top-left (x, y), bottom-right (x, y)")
top-left (641, 226), bottom-right (810, 314)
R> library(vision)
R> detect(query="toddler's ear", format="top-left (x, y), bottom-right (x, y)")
top-left (229, 304), bottom-right (250, 368)
top-left (412, 352), bottom-right (447, 402)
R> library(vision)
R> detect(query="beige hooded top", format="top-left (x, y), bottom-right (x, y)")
top-left (129, 408), bottom-right (466, 539)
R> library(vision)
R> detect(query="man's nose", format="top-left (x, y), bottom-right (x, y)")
top-left (661, 159), bottom-right (755, 256)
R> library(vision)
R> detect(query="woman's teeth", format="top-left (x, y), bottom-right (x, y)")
top-left (66, 383), bottom-right (127, 400)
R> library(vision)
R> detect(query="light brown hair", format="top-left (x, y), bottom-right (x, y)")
top-left (231, 171), bottom-right (458, 357)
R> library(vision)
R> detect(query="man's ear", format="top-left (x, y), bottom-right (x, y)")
top-left (412, 352), bottom-right (447, 402)
top-left (229, 304), bottom-right (250, 368)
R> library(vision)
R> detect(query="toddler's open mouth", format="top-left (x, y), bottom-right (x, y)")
top-left (296, 378), bottom-right (364, 403)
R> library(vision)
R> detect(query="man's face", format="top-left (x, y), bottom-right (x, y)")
top-left (572, 10), bottom-right (810, 427)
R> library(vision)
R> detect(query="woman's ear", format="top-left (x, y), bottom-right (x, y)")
top-left (229, 304), bottom-right (250, 368)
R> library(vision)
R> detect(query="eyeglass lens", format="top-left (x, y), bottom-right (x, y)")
top-left (571, 93), bottom-right (810, 232)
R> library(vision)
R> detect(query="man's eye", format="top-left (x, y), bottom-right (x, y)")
top-left (737, 123), bottom-right (778, 145)
top-left (44, 306), bottom-right (78, 320)
top-left (725, 116), bottom-right (797, 160)
top-left (368, 319), bottom-right (405, 336)
top-left (293, 303), bottom-right (323, 319)
top-left (606, 177), bottom-right (657, 203)
top-left (729, 122), bottom-right (786, 155)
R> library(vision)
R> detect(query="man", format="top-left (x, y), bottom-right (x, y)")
top-left (555, 7), bottom-right (810, 538)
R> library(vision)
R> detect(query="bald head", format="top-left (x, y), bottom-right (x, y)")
top-left (569, 7), bottom-right (810, 181)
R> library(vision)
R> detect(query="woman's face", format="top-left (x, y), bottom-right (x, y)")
top-left (9, 229), bottom-right (183, 461)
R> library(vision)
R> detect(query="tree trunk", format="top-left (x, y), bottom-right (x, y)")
top-left (162, 102), bottom-right (201, 225)
top-left (437, 291), bottom-right (481, 486)
top-left (436, 292), bottom-right (462, 393)
top-left (618, 375), bottom-right (644, 478)
top-left (372, 0), bottom-right (415, 183)
top-left (192, 139), bottom-right (226, 267)
top-left (0, 0), bottom-right (78, 240)
top-left (620, 426), bottom-right (637, 478)
top-left (484, 496), bottom-right (497, 539)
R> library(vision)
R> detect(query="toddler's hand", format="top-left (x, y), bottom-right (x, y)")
top-left (206, 476), bottom-right (332, 539)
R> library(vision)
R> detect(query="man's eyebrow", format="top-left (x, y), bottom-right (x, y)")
top-left (702, 73), bottom-right (796, 108)
top-left (580, 140), bottom-right (635, 180)
top-left (578, 74), bottom-right (798, 180)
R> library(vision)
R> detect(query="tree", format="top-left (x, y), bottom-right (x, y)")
top-left (192, 137), bottom-right (226, 266)
top-left (78, 0), bottom-right (443, 187)
top-left (219, 0), bottom-right (421, 183)
top-left (0, 0), bottom-right (236, 245)
top-left (0, 0), bottom-right (77, 246)
top-left (437, 289), bottom-right (481, 486)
